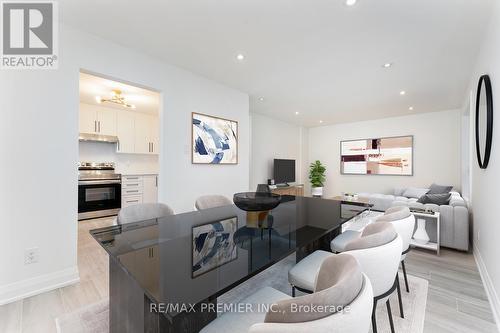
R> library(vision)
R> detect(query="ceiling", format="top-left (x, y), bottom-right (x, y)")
top-left (64, 0), bottom-right (493, 127)
top-left (79, 72), bottom-right (160, 114)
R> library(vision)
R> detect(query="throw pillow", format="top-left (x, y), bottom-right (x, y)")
top-left (428, 183), bottom-right (453, 194)
top-left (417, 193), bottom-right (451, 205)
top-left (402, 187), bottom-right (429, 199)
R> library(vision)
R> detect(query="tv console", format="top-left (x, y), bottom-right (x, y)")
top-left (271, 184), bottom-right (304, 196)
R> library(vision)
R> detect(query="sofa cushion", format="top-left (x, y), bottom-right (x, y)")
top-left (428, 183), bottom-right (453, 194)
top-left (344, 222), bottom-right (397, 251)
top-left (403, 187), bottom-right (429, 199)
top-left (417, 193), bottom-right (451, 205)
top-left (394, 187), bottom-right (406, 196)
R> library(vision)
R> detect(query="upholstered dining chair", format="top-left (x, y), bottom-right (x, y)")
top-left (330, 206), bottom-right (415, 318)
top-left (380, 206), bottom-right (416, 294)
top-left (117, 203), bottom-right (174, 224)
top-left (200, 253), bottom-right (373, 333)
top-left (288, 223), bottom-right (402, 333)
top-left (194, 194), bottom-right (232, 210)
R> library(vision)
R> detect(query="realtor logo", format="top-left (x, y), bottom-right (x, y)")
top-left (1, 1), bottom-right (58, 69)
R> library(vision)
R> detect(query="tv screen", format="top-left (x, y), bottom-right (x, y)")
top-left (274, 159), bottom-right (296, 184)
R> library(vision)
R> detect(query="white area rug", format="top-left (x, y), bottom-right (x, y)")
top-left (56, 256), bottom-right (428, 333)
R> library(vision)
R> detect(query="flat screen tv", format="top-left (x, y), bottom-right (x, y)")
top-left (274, 159), bottom-right (296, 185)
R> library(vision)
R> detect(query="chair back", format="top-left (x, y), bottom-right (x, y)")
top-left (117, 203), bottom-right (174, 224)
top-left (249, 274), bottom-right (373, 333)
top-left (345, 234), bottom-right (402, 298)
top-left (377, 206), bottom-right (415, 258)
top-left (194, 195), bottom-right (232, 210)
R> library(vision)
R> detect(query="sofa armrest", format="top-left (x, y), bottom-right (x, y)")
top-left (438, 205), bottom-right (469, 251)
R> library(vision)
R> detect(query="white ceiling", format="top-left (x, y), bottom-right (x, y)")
top-left (63, 0), bottom-right (493, 127)
top-left (79, 72), bottom-right (160, 114)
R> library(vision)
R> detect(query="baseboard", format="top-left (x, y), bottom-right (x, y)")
top-left (473, 244), bottom-right (500, 332)
top-left (0, 266), bottom-right (80, 305)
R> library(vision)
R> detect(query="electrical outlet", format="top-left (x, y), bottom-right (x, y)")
top-left (24, 247), bottom-right (39, 265)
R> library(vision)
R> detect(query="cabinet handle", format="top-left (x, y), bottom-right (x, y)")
top-left (126, 177), bottom-right (139, 180)
top-left (98, 121), bottom-right (101, 133)
top-left (126, 199), bottom-right (139, 203)
top-left (127, 183), bottom-right (139, 187)
top-left (151, 142), bottom-right (154, 152)
top-left (155, 176), bottom-right (158, 187)
top-left (94, 120), bottom-right (97, 132)
top-left (126, 190), bottom-right (139, 193)
top-left (117, 141), bottom-right (120, 151)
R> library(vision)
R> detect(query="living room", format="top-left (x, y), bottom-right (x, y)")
top-left (1, 1), bottom-right (500, 333)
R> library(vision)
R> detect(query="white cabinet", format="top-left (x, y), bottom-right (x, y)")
top-left (116, 110), bottom-right (135, 153)
top-left (79, 104), bottom-right (116, 136)
top-left (122, 174), bottom-right (158, 207)
top-left (134, 113), bottom-right (151, 154)
top-left (97, 108), bottom-right (117, 136)
top-left (134, 113), bottom-right (159, 154)
top-left (115, 112), bottom-right (159, 155)
top-left (143, 175), bottom-right (158, 203)
top-left (79, 106), bottom-right (97, 134)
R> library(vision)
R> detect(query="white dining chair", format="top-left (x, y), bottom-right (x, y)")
top-left (117, 202), bottom-right (174, 224)
top-left (201, 253), bottom-right (373, 333)
top-left (288, 222), bottom-right (402, 333)
top-left (194, 194), bottom-right (232, 210)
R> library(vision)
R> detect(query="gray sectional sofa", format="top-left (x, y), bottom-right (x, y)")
top-left (357, 188), bottom-right (469, 251)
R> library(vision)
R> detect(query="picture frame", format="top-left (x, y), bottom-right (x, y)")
top-left (192, 112), bottom-right (238, 164)
top-left (340, 135), bottom-right (414, 176)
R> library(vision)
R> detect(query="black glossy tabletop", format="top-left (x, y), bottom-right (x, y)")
top-left (90, 195), bottom-right (369, 319)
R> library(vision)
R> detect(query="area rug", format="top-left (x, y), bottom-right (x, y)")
top-left (56, 255), bottom-right (428, 333)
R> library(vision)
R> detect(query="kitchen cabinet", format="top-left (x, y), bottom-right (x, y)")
top-left (122, 174), bottom-right (158, 207)
top-left (134, 113), bottom-right (151, 154)
top-left (134, 113), bottom-right (159, 154)
top-left (116, 110), bottom-right (135, 153)
top-left (143, 175), bottom-right (158, 203)
top-left (79, 104), bottom-right (116, 136)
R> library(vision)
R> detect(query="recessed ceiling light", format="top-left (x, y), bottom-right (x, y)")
top-left (319, 120), bottom-right (324, 123)
top-left (95, 96), bottom-right (102, 103)
top-left (295, 111), bottom-right (299, 115)
top-left (409, 106), bottom-right (414, 111)
top-left (236, 54), bottom-right (245, 61)
top-left (383, 63), bottom-right (393, 68)
top-left (400, 90), bottom-right (406, 96)
top-left (345, 0), bottom-right (357, 6)
top-left (258, 97), bottom-right (265, 101)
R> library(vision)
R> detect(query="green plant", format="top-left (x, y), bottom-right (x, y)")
top-left (309, 160), bottom-right (326, 188)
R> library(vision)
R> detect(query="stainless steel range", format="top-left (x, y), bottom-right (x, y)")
top-left (78, 162), bottom-right (121, 220)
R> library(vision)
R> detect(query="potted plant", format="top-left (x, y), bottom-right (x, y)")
top-left (309, 160), bottom-right (326, 197)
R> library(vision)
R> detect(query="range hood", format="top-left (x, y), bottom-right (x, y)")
top-left (78, 133), bottom-right (119, 143)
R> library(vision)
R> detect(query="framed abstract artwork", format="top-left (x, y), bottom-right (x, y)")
top-left (340, 135), bottom-right (413, 175)
top-left (192, 112), bottom-right (238, 164)
top-left (192, 217), bottom-right (238, 278)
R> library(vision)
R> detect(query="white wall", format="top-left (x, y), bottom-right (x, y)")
top-left (0, 24), bottom-right (249, 304)
top-left (79, 142), bottom-right (159, 175)
top-left (308, 109), bottom-right (462, 197)
top-left (250, 113), bottom-right (308, 191)
top-left (466, 0), bottom-right (500, 326)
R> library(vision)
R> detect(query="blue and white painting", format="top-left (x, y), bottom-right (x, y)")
top-left (192, 113), bottom-right (238, 164)
top-left (192, 218), bottom-right (238, 278)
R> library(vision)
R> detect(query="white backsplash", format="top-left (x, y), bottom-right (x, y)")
top-left (79, 141), bottom-right (159, 175)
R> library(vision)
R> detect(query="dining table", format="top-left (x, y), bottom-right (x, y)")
top-left (90, 194), bottom-right (372, 333)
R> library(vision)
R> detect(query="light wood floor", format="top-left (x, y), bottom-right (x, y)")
top-left (0, 217), bottom-right (497, 333)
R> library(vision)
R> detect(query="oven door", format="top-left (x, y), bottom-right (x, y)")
top-left (78, 180), bottom-right (121, 219)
